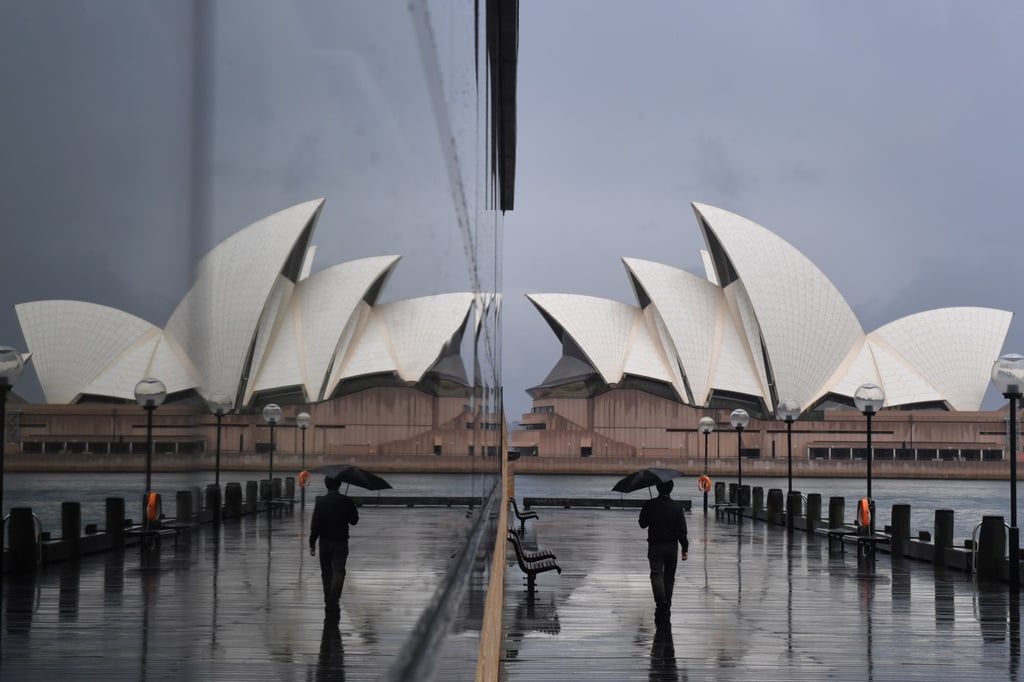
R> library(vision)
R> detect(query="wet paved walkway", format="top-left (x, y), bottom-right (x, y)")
top-left (0, 505), bottom-right (478, 680)
top-left (3, 502), bottom-right (1022, 680)
top-left (501, 508), bottom-right (1023, 681)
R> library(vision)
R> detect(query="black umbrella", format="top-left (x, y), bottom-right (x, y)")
top-left (314, 464), bottom-right (392, 491)
top-left (611, 467), bottom-right (684, 494)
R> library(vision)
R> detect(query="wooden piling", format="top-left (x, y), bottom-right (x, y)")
top-left (891, 504), bottom-right (911, 557)
top-left (976, 515), bottom-right (1006, 580)
top-left (806, 493), bottom-right (821, 533)
top-left (61, 501), bottom-right (81, 557)
top-left (828, 496), bottom-right (845, 529)
top-left (8, 507), bottom-right (37, 572)
top-left (105, 497), bottom-right (125, 548)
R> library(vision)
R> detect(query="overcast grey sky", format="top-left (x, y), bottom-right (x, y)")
top-left (505, 1), bottom-right (1024, 418)
top-left (2, 2), bottom-right (1022, 419)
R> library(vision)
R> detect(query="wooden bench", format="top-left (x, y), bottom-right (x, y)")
top-left (126, 524), bottom-right (189, 550)
top-left (820, 526), bottom-right (891, 557)
top-left (510, 497), bottom-right (539, 535)
top-left (268, 498), bottom-right (296, 518)
top-left (714, 504), bottom-right (745, 521)
top-left (821, 527), bottom-right (859, 552)
top-left (507, 530), bottom-right (560, 594)
top-left (507, 528), bottom-right (557, 562)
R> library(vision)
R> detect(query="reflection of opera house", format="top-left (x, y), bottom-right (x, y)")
top-left (10, 200), bottom-right (500, 467)
top-left (511, 203), bottom-right (1016, 473)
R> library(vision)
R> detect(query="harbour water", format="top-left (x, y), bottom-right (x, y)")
top-left (1, 471), bottom-right (1016, 546)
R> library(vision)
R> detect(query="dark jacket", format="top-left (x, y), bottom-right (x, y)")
top-left (639, 494), bottom-right (688, 552)
top-left (309, 490), bottom-right (359, 549)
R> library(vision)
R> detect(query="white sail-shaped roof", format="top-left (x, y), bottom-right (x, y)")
top-left (623, 258), bottom-right (720, 404)
top-left (15, 300), bottom-right (161, 404)
top-left (820, 337), bottom-right (882, 403)
top-left (162, 199), bottom-right (323, 401)
top-left (694, 202), bottom-right (865, 409)
top-left (527, 294), bottom-right (639, 384)
top-left (16, 200), bottom-right (479, 407)
top-left (869, 307), bottom-right (1012, 410)
top-left (370, 293), bottom-right (474, 382)
top-left (622, 307), bottom-right (675, 388)
top-left (529, 202), bottom-right (1011, 415)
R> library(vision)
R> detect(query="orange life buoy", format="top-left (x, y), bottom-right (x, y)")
top-left (858, 498), bottom-right (871, 527)
top-left (697, 475), bottom-right (712, 493)
top-left (146, 491), bottom-right (160, 522)
top-left (298, 470), bottom-right (311, 488)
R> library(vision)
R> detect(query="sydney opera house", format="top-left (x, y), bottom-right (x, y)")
top-left (10, 200), bottom-right (499, 463)
top-left (510, 203), bottom-right (1015, 471)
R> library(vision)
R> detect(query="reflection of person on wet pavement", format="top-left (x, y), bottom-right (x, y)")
top-left (310, 475), bottom-right (359, 620)
top-left (649, 620), bottom-right (684, 682)
top-left (316, 622), bottom-right (346, 682)
top-left (639, 480), bottom-right (688, 622)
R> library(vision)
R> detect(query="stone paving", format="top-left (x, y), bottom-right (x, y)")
top-left (3, 501), bottom-right (1022, 681)
top-left (501, 507), bottom-right (1023, 681)
top-left (0, 505), bottom-right (476, 681)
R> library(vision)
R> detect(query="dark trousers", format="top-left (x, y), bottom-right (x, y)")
top-left (318, 538), bottom-right (349, 609)
top-left (647, 541), bottom-right (679, 611)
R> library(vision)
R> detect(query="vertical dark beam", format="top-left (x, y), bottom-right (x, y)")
top-left (786, 419), bottom-right (793, 494)
top-left (703, 431), bottom-right (709, 516)
top-left (215, 413), bottom-right (222, 487)
top-left (1009, 394), bottom-right (1019, 590)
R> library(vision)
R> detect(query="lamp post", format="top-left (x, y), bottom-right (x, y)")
top-left (134, 377), bottom-right (167, 529)
top-left (206, 394), bottom-right (233, 488)
top-left (854, 382), bottom-right (884, 537)
top-left (296, 411), bottom-right (312, 509)
top-left (776, 399), bottom-right (801, 495)
top-left (992, 353), bottom-right (1024, 590)
top-left (0, 347), bottom-right (24, 581)
top-left (262, 403), bottom-right (283, 511)
top-left (730, 409), bottom-right (749, 509)
top-left (699, 416), bottom-right (715, 515)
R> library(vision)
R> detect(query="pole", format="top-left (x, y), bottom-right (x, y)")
top-left (144, 404), bottom-right (154, 530)
top-left (215, 412), bottom-right (222, 487)
top-left (1, 385), bottom-right (8, 643)
top-left (268, 421), bottom-right (275, 515)
top-left (1010, 393), bottom-right (1020, 590)
top-left (300, 427), bottom-right (307, 509)
top-left (145, 405), bottom-right (154, 496)
top-left (865, 411), bottom-right (872, 501)
top-left (703, 431), bottom-right (709, 516)
top-left (736, 426), bottom-right (743, 491)
top-left (786, 419), bottom-right (793, 494)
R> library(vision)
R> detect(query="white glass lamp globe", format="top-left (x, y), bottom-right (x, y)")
top-left (729, 409), bottom-right (749, 430)
top-left (992, 354), bottom-right (1024, 396)
top-left (262, 403), bottom-right (283, 425)
top-left (134, 378), bottom-right (167, 408)
top-left (854, 383), bottom-right (885, 415)
top-left (776, 398), bottom-right (801, 423)
top-left (206, 393), bottom-right (234, 416)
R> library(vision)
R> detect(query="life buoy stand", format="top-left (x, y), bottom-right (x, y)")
top-left (298, 470), bottom-right (311, 488)
top-left (697, 475), bottom-right (712, 493)
top-left (145, 491), bottom-right (161, 522)
top-left (857, 497), bottom-right (871, 527)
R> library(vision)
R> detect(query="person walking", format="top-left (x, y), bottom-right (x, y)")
top-left (639, 479), bottom-right (688, 622)
top-left (310, 475), bottom-right (360, 621)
